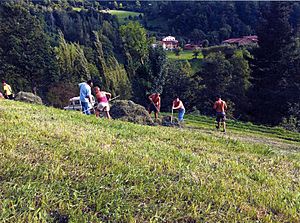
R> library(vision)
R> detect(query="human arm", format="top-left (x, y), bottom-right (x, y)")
top-left (224, 101), bottom-right (228, 110)
top-left (157, 97), bottom-right (161, 111)
top-left (87, 87), bottom-right (93, 103)
top-left (105, 92), bottom-right (111, 100)
top-left (148, 94), bottom-right (153, 101)
top-left (3, 85), bottom-right (8, 96)
top-left (213, 102), bottom-right (217, 110)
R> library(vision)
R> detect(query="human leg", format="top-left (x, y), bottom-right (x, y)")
top-left (216, 114), bottom-right (220, 129)
top-left (178, 108), bottom-right (185, 122)
top-left (81, 101), bottom-right (91, 115)
top-left (220, 113), bottom-right (226, 132)
top-left (105, 111), bottom-right (111, 119)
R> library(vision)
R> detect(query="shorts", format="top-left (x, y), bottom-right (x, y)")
top-left (97, 102), bottom-right (110, 111)
top-left (149, 103), bottom-right (159, 113)
top-left (216, 112), bottom-right (226, 122)
top-left (178, 108), bottom-right (185, 121)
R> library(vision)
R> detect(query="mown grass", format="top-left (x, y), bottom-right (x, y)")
top-left (166, 50), bottom-right (203, 61)
top-left (183, 114), bottom-right (300, 144)
top-left (0, 100), bottom-right (300, 222)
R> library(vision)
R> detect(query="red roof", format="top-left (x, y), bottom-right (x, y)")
top-left (222, 35), bottom-right (258, 45)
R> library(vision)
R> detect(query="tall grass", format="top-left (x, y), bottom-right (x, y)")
top-left (0, 100), bottom-right (299, 222)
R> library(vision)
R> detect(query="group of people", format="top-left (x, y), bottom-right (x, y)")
top-left (148, 93), bottom-right (186, 122)
top-left (2, 79), bottom-right (227, 132)
top-left (0, 80), bottom-right (14, 100)
top-left (147, 93), bottom-right (227, 132)
top-left (79, 80), bottom-right (228, 132)
top-left (79, 80), bottom-right (112, 119)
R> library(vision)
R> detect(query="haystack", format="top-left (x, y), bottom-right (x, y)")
top-left (15, 91), bottom-right (43, 105)
top-left (110, 100), bottom-right (154, 125)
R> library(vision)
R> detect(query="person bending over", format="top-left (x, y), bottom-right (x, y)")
top-left (148, 93), bottom-right (161, 120)
top-left (172, 96), bottom-right (185, 122)
top-left (94, 86), bottom-right (111, 119)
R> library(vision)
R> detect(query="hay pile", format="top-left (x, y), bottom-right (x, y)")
top-left (110, 100), bottom-right (154, 125)
top-left (161, 115), bottom-right (181, 127)
top-left (15, 91), bottom-right (43, 105)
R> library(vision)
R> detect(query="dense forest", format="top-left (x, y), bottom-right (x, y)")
top-left (0, 1), bottom-right (300, 131)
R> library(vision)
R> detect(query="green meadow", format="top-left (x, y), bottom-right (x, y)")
top-left (0, 100), bottom-right (299, 222)
top-left (166, 50), bottom-right (203, 61)
top-left (109, 10), bottom-right (143, 24)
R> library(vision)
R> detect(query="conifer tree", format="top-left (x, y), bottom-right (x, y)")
top-left (250, 2), bottom-right (292, 124)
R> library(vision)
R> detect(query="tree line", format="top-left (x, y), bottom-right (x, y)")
top-left (0, 1), bottom-right (300, 131)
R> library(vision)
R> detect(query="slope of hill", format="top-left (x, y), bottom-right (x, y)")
top-left (0, 100), bottom-right (299, 222)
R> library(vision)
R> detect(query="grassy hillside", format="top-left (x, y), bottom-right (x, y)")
top-left (1, 100), bottom-right (300, 222)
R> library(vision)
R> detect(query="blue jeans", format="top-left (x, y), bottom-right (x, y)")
top-left (81, 101), bottom-right (91, 115)
top-left (178, 108), bottom-right (185, 121)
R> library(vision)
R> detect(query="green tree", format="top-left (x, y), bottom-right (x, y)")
top-left (54, 32), bottom-right (91, 83)
top-left (119, 22), bottom-right (149, 67)
top-left (228, 50), bottom-right (251, 118)
top-left (132, 46), bottom-right (167, 105)
top-left (193, 52), bottom-right (233, 114)
top-left (93, 31), bottom-right (131, 98)
top-left (250, 2), bottom-right (293, 124)
top-left (0, 3), bottom-right (58, 96)
top-left (161, 61), bottom-right (198, 111)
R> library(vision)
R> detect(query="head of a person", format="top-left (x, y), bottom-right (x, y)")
top-left (94, 86), bottom-right (100, 93)
top-left (2, 80), bottom-right (6, 86)
top-left (216, 95), bottom-right (221, 100)
top-left (174, 95), bottom-right (179, 102)
top-left (87, 80), bottom-right (93, 87)
top-left (155, 93), bottom-right (160, 97)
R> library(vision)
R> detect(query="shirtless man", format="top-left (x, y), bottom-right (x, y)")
top-left (148, 93), bottom-right (161, 120)
top-left (213, 95), bottom-right (227, 132)
top-left (94, 86), bottom-right (111, 119)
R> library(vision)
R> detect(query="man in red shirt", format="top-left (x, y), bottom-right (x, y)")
top-left (148, 93), bottom-right (161, 120)
top-left (213, 95), bottom-right (228, 132)
top-left (172, 96), bottom-right (185, 122)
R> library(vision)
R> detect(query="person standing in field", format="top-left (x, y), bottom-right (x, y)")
top-left (79, 80), bottom-right (93, 115)
top-left (213, 95), bottom-right (227, 132)
top-left (2, 80), bottom-right (14, 99)
top-left (94, 86), bottom-right (111, 119)
top-left (172, 96), bottom-right (185, 122)
top-left (148, 93), bottom-right (161, 120)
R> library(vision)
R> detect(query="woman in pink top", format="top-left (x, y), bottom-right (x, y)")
top-left (94, 87), bottom-right (112, 119)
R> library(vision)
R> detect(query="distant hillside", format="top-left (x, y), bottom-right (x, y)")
top-left (0, 100), bottom-right (299, 222)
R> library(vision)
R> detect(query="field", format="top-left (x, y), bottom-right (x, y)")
top-left (1, 100), bottom-right (300, 222)
top-left (166, 50), bottom-right (203, 61)
top-left (108, 10), bottom-right (143, 24)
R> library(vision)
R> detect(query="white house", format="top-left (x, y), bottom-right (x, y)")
top-left (160, 36), bottom-right (179, 50)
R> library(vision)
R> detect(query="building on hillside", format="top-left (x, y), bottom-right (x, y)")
top-left (222, 35), bottom-right (258, 46)
top-left (160, 36), bottom-right (179, 50)
top-left (184, 43), bottom-right (202, 50)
